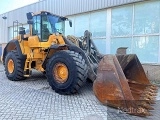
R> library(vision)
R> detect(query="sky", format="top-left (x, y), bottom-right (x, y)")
top-left (0, 0), bottom-right (39, 14)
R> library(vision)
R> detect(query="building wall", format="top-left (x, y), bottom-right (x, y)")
top-left (65, 0), bottom-right (160, 64)
top-left (0, 0), bottom-right (144, 43)
top-left (143, 64), bottom-right (160, 83)
top-left (1, 0), bottom-right (158, 64)
top-left (0, 44), bottom-right (2, 57)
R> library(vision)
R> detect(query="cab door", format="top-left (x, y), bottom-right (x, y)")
top-left (32, 14), bottom-right (51, 42)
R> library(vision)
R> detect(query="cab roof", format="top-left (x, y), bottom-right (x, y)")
top-left (32, 11), bottom-right (68, 20)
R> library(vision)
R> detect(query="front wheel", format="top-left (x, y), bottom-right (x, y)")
top-left (46, 50), bottom-right (88, 95)
top-left (5, 51), bottom-right (26, 81)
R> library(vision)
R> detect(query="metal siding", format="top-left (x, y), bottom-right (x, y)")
top-left (0, 45), bottom-right (2, 56)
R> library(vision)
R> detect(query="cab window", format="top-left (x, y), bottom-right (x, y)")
top-left (41, 15), bottom-right (51, 41)
top-left (32, 15), bottom-right (41, 39)
top-left (32, 15), bottom-right (51, 42)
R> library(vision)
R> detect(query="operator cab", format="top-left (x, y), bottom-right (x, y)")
top-left (26, 11), bottom-right (72, 42)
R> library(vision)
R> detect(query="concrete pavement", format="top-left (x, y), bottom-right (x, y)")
top-left (0, 63), bottom-right (160, 120)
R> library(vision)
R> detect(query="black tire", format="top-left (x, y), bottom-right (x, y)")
top-left (5, 51), bottom-right (26, 81)
top-left (46, 50), bottom-right (88, 95)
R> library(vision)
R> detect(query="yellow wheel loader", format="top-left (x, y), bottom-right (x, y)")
top-left (2, 11), bottom-right (157, 116)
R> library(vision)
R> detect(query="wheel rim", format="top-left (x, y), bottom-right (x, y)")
top-left (53, 63), bottom-right (69, 83)
top-left (8, 59), bottom-right (14, 74)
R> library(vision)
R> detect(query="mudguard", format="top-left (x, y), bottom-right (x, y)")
top-left (42, 44), bottom-right (68, 69)
top-left (2, 40), bottom-right (26, 64)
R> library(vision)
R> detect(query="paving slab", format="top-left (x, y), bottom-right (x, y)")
top-left (0, 63), bottom-right (160, 120)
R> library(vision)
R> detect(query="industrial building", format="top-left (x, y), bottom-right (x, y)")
top-left (0, 0), bottom-right (160, 64)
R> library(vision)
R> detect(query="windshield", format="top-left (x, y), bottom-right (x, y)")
top-left (48, 15), bottom-right (65, 34)
top-left (32, 14), bottom-right (69, 42)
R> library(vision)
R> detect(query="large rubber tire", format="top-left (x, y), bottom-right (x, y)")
top-left (46, 50), bottom-right (88, 95)
top-left (5, 51), bottom-right (26, 81)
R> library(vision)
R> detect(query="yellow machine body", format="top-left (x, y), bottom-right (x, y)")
top-left (18, 34), bottom-right (66, 75)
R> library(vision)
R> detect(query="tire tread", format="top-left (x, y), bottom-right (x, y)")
top-left (5, 51), bottom-right (26, 81)
top-left (46, 50), bottom-right (88, 95)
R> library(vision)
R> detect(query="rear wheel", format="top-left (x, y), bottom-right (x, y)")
top-left (46, 50), bottom-right (88, 95)
top-left (5, 51), bottom-right (26, 81)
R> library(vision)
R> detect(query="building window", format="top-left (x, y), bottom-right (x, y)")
top-left (111, 5), bottom-right (133, 36)
top-left (90, 10), bottom-right (107, 37)
top-left (134, 1), bottom-right (160, 34)
top-left (111, 37), bottom-right (132, 54)
top-left (92, 39), bottom-right (107, 54)
top-left (133, 1), bottom-right (160, 63)
top-left (90, 10), bottom-right (107, 54)
top-left (111, 5), bottom-right (133, 56)
top-left (66, 10), bottom-right (107, 54)
top-left (74, 13), bottom-right (89, 37)
top-left (65, 0), bottom-right (160, 63)
top-left (111, 1), bottom-right (160, 63)
top-left (132, 36), bottom-right (159, 63)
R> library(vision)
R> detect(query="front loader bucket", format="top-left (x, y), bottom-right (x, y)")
top-left (117, 54), bottom-right (156, 86)
top-left (93, 55), bottom-right (157, 116)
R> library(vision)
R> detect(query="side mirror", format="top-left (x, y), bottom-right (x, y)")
top-left (69, 20), bottom-right (72, 27)
top-left (26, 12), bottom-right (33, 20)
top-left (26, 12), bottom-right (33, 24)
top-left (19, 27), bottom-right (25, 35)
top-left (27, 20), bottom-right (33, 24)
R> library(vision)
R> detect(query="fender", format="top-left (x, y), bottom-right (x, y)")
top-left (2, 40), bottom-right (26, 64)
top-left (42, 44), bottom-right (68, 69)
